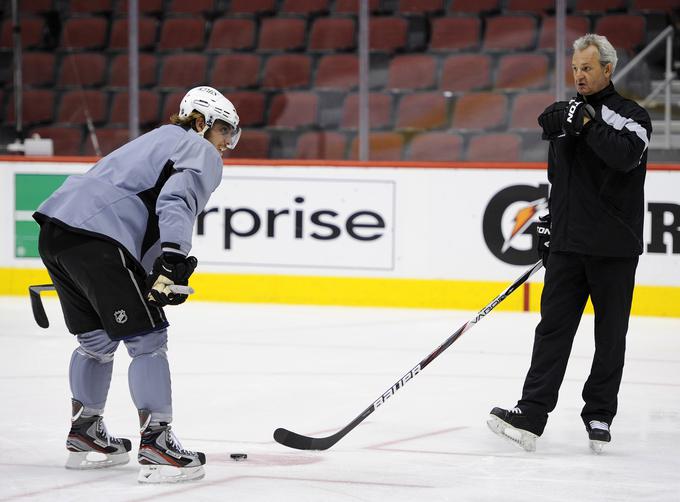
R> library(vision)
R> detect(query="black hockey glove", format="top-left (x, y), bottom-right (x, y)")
top-left (536, 214), bottom-right (551, 268)
top-left (147, 253), bottom-right (198, 307)
top-left (537, 101), bottom-right (569, 140)
top-left (563, 97), bottom-right (595, 136)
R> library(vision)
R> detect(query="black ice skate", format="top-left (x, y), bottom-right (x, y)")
top-left (586, 420), bottom-right (611, 454)
top-left (65, 399), bottom-right (132, 469)
top-left (487, 406), bottom-right (542, 452)
top-left (137, 409), bottom-right (206, 483)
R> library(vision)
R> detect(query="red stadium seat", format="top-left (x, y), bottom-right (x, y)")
top-left (159, 54), bottom-right (208, 89)
top-left (224, 130), bottom-right (269, 159)
top-left (1, 18), bottom-right (45, 48)
top-left (211, 54), bottom-right (260, 89)
top-left (538, 16), bottom-right (591, 50)
top-left (159, 18), bottom-right (205, 51)
top-left (109, 91), bottom-right (160, 125)
top-left (109, 54), bottom-right (158, 88)
top-left (396, 92), bottom-right (448, 130)
top-left (109, 17), bottom-right (158, 50)
top-left (282, 0), bottom-right (329, 14)
top-left (574, 0), bottom-right (625, 12)
top-left (6, 90), bottom-right (55, 125)
top-left (57, 90), bottom-right (108, 125)
top-left (440, 54), bottom-right (491, 92)
top-left (349, 132), bottom-right (404, 161)
top-left (268, 92), bottom-right (318, 128)
top-left (632, 0), bottom-right (678, 12)
top-left (407, 132), bottom-right (463, 161)
top-left (506, 0), bottom-right (554, 13)
top-left (167, 0), bottom-right (215, 14)
top-left (370, 17), bottom-right (407, 52)
top-left (58, 53), bottom-right (107, 87)
top-left (509, 92), bottom-right (555, 130)
top-left (334, 0), bottom-right (380, 13)
top-left (449, 0), bottom-right (500, 13)
top-left (61, 17), bottom-right (108, 50)
top-left (83, 128), bottom-right (130, 156)
top-left (69, 0), bottom-right (113, 13)
top-left (116, 0), bottom-right (163, 15)
top-left (388, 55), bottom-right (437, 91)
top-left (452, 93), bottom-right (508, 130)
top-left (160, 92), bottom-right (185, 123)
top-left (399, 0), bottom-right (445, 14)
top-left (19, 0), bottom-right (53, 13)
top-left (483, 15), bottom-right (537, 51)
top-left (296, 131), bottom-right (347, 159)
top-left (30, 126), bottom-right (84, 156)
top-left (262, 55), bottom-right (311, 89)
top-left (496, 54), bottom-right (549, 90)
top-left (341, 93), bottom-right (392, 129)
top-left (430, 17), bottom-right (481, 51)
top-left (258, 18), bottom-right (305, 51)
top-left (309, 17), bottom-right (355, 51)
top-left (595, 15), bottom-right (645, 50)
top-left (467, 133), bottom-right (521, 161)
top-left (315, 54), bottom-right (358, 90)
top-left (207, 19), bottom-right (255, 51)
top-left (22, 52), bottom-right (55, 86)
top-left (229, 0), bottom-right (276, 14)
top-left (225, 92), bottom-right (265, 127)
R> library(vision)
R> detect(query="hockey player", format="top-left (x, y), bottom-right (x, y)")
top-left (487, 34), bottom-right (651, 453)
top-left (33, 86), bottom-right (240, 482)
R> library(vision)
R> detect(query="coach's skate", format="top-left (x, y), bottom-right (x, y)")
top-left (65, 399), bottom-right (132, 469)
top-left (487, 406), bottom-right (541, 452)
top-left (137, 409), bottom-right (206, 483)
top-left (586, 420), bottom-right (611, 454)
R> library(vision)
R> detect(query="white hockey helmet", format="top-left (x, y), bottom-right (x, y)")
top-left (179, 86), bottom-right (241, 149)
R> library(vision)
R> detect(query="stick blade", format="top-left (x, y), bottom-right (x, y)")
top-left (29, 287), bottom-right (50, 328)
top-left (273, 428), bottom-right (335, 451)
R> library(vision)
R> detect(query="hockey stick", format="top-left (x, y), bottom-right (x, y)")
top-left (273, 259), bottom-right (544, 451)
top-left (28, 283), bottom-right (195, 329)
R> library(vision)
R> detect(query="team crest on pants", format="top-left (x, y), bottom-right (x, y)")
top-left (114, 310), bottom-right (128, 324)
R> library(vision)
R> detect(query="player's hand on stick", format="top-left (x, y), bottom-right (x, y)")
top-left (538, 101), bottom-right (569, 140)
top-left (147, 253), bottom-right (198, 307)
top-left (563, 97), bottom-right (595, 136)
top-left (536, 214), bottom-right (551, 268)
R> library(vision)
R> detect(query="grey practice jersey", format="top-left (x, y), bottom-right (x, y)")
top-left (34, 124), bottom-right (223, 272)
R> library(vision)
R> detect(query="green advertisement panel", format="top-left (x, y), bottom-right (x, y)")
top-left (15, 174), bottom-right (68, 258)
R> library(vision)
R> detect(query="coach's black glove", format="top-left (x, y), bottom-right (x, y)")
top-left (563, 97), bottom-right (595, 136)
top-left (536, 214), bottom-right (551, 268)
top-left (147, 253), bottom-right (198, 307)
top-left (538, 101), bottom-right (569, 140)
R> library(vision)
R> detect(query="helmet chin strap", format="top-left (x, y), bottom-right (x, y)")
top-left (196, 124), bottom-right (210, 138)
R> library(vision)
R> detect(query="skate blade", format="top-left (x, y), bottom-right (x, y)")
top-left (65, 451), bottom-right (130, 470)
top-left (487, 415), bottom-right (537, 452)
top-left (590, 440), bottom-right (606, 454)
top-left (138, 464), bottom-right (205, 484)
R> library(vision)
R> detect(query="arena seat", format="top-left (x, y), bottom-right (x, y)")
top-left (595, 15), bottom-right (645, 50)
top-left (258, 18), bottom-right (305, 52)
top-left (69, 0), bottom-right (113, 14)
top-left (224, 92), bottom-right (265, 127)
top-left (109, 54), bottom-right (158, 88)
top-left (632, 0), bottom-right (678, 12)
top-left (229, 0), bottom-right (276, 15)
top-left (452, 93), bottom-right (508, 130)
top-left (430, 17), bottom-right (481, 51)
top-left (538, 16), bottom-right (591, 50)
top-left (370, 17), bottom-right (407, 52)
top-left (58, 53), bottom-right (107, 87)
top-left (262, 55), bottom-right (311, 89)
top-left (211, 54), bottom-right (260, 89)
top-left (159, 18), bottom-right (205, 51)
top-left (109, 17), bottom-right (158, 50)
top-left (6, 90), bottom-right (55, 125)
top-left (225, 130), bottom-right (270, 158)
top-left (22, 52), bottom-right (55, 86)
top-left (334, 0), bottom-right (380, 13)
top-left (160, 91), bottom-right (185, 123)
top-left (82, 128), bottom-right (130, 156)
top-left (449, 0), bottom-right (500, 13)
top-left (57, 90), bottom-right (108, 125)
top-left (315, 54), bottom-right (358, 90)
top-left (467, 133), bottom-right (521, 161)
top-left (167, 0), bottom-right (216, 14)
top-left (116, 0), bottom-right (163, 15)
top-left (19, 0), bottom-right (53, 14)
top-left (396, 92), bottom-right (448, 130)
top-left (281, 0), bottom-right (329, 14)
top-left (496, 54), bottom-right (549, 90)
top-left (349, 132), bottom-right (404, 161)
top-left (574, 0), bottom-right (626, 12)
top-left (506, 0), bottom-right (554, 13)
top-left (109, 91), bottom-right (160, 125)
top-left (207, 19), bottom-right (255, 51)
top-left (509, 92), bottom-right (555, 130)
top-left (440, 54), bottom-right (491, 92)
top-left (398, 0), bottom-right (445, 14)
top-left (388, 55), bottom-right (437, 91)
top-left (1, 18), bottom-right (45, 48)
top-left (30, 126), bottom-right (84, 155)
top-left (159, 54), bottom-right (208, 89)
top-left (268, 92), bottom-right (318, 128)
top-left (295, 131), bottom-right (347, 159)
top-left (309, 17), bottom-right (356, 51)
top-left (483, 15), bottom-right (537, 51)
top-left (60, 17), bottom-right (108, 50)
top-left (341, 93), bottom-right (392, 130)
top-left (407, 132), bottom-right (463, 161)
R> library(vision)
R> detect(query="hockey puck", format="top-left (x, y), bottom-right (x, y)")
top-left (230, 453), bottom-right (247, 461)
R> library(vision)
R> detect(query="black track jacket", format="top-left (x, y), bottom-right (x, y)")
top-left (548, 82), bottom-right (651, 257)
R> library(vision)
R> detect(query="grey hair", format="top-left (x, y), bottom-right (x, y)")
top-left (573, 33), bottom-right (618, 73)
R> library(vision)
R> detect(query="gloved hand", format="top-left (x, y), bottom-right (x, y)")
top-left (538, 101), bottom-right (569, 140)
top-left (563, 97), bottom-right (595, 136)
top-left (536, 214), bottom-right (551, 268)
top-left (147, 253), bottom-right (198, 307)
